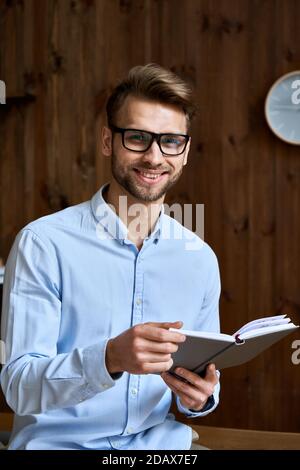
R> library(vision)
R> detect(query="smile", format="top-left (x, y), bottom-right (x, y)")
top-left (133, 169), bottom-right (168, 185)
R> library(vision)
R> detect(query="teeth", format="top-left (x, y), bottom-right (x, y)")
top-left (139, 171), bottom-right (162, 179)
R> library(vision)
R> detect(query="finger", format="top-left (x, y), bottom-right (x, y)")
top-left (140, 352), bottom-right (172, 363)
top-left (173, 368), bottom-right (203, 388)
top-left (204, 364), bottom-right (219, 385)
top-left (146, 321), bottom-right (183, 330)
top-left (174, 367), bottom-right (216, 396)
top-left (162, 372), bottom-right (202, 401)
top-left (173, 365), bottom-right (218, 387)
top-left (140, 338), bottom-right (179, 354)
top-left (141, 325), bottom-right (186, 344)
top-left (142, 359), bottom-right (173, 374)
top-left (162, 375), bottom-right (204, 408)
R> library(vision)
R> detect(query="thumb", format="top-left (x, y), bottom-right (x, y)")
top-left (205, 363), bottom-right (217, 381)
top-left (146, 321), bottom-right (183, 330)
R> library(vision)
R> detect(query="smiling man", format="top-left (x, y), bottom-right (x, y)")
top-left (1, 64), bottom-right (221, 450)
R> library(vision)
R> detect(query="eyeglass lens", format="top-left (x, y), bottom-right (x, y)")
top-left (123, 130), bottom-right (187, 155)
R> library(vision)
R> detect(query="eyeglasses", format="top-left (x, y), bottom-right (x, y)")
top-left (110, 125), bottom-right (190, 156)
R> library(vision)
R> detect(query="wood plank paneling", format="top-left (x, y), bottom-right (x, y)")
top-left (0, 0), bottom-right (300, 432)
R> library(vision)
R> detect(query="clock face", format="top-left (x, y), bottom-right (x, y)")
top-left (265, 71), bottom-right (300, 145)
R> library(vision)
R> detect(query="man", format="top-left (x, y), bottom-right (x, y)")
top-left (0, 64), bottom-right (220, 450)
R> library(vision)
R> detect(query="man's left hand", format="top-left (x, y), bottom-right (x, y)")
top-left (161, 363), bottom-right (218, 412)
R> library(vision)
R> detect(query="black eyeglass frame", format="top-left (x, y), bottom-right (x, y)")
top-left (109, 125), bottom-right (190, 156)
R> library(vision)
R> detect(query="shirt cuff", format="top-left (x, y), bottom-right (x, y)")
top-left (82, 339), bottom-right (122, 395)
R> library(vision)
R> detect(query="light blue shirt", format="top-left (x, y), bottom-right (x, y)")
top-left (1, 183), bottom-right (221, 450)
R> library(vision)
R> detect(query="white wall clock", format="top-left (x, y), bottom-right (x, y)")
top-left (265, 71), bottom-right (300, 145)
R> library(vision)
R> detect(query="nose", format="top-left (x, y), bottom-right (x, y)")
top-left (141, 139), bottom-right (165, 165)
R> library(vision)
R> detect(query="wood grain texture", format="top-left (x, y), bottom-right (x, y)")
top-left (0, 0), bottom-right (300, 432)
top-left (192, 425), bottom-right (300, 450)
top-left (0, 412), bottom-right (13, 432)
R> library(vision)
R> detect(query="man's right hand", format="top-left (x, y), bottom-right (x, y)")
top-left (105, 321), bottom-right (186, 375)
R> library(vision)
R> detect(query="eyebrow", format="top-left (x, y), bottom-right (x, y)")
top-left (121, 126), bottom-right (188, 134)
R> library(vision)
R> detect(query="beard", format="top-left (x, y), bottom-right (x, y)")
top-left (111, 152), bottom-right (184, 202)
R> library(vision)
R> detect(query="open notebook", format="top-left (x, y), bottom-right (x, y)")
top-left (169, 315), bottom-right (299, 374)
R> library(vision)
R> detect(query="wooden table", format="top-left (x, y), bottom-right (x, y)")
top-left (193, 425), bottom-right (300, 450)
top-left (0, 413), bottom-right (13, 432)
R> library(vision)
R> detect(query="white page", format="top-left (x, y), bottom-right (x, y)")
top-left (239, 322), bottom-right (297, 340)
top-left (234, 314), bottom-right (287, 335)
top-left (236, 318), bottom-right (291, 336)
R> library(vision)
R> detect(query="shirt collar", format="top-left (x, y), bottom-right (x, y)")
top-left (91, 182), bottom-right (164, 245)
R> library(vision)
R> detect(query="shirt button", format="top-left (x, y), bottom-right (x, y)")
top-left (131, 388), bottom-right (137, 396)
top-left (127, 427), bottom-right (133, 434)
top-left (136, 298), bottom-right (142, 305)
top-left (102, 383), bottom-right (109, 389)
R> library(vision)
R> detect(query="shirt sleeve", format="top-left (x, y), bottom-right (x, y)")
top-left (0, 229), bottom-right (118, 416)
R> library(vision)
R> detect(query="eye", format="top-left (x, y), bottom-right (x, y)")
top-left (161, 135), bottom-right (185, 146)
top-left (126, 131), bottom-right (150, 142)
top-left (129, 134), bottom-right (145, 141)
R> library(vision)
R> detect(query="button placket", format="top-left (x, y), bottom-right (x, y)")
top-left (132, 255), bottom-right (144, 325)
top-left (124, 254), bottom-right (143, 437)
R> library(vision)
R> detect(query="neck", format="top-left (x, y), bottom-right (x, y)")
top-left (103, 179), bottom-right (164, 250)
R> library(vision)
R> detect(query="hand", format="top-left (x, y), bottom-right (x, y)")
top-left (161, 364), bottom-right (218, 411)
top-left (106, 321), bottom-right (186, 375)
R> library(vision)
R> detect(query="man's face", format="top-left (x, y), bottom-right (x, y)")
top-left (102, 96), bottom-right (190, 202)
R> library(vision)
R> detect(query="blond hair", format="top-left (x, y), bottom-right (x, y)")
top-left (106, 63), bottom-right (196, 128)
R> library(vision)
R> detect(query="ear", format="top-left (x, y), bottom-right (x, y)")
top-left (183, 137), bottom-right (191, 166)
top-left (102, 126), bottom-right (113, 156)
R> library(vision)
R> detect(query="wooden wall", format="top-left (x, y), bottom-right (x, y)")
top-left (1, 0), bottom-right (300, 432)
